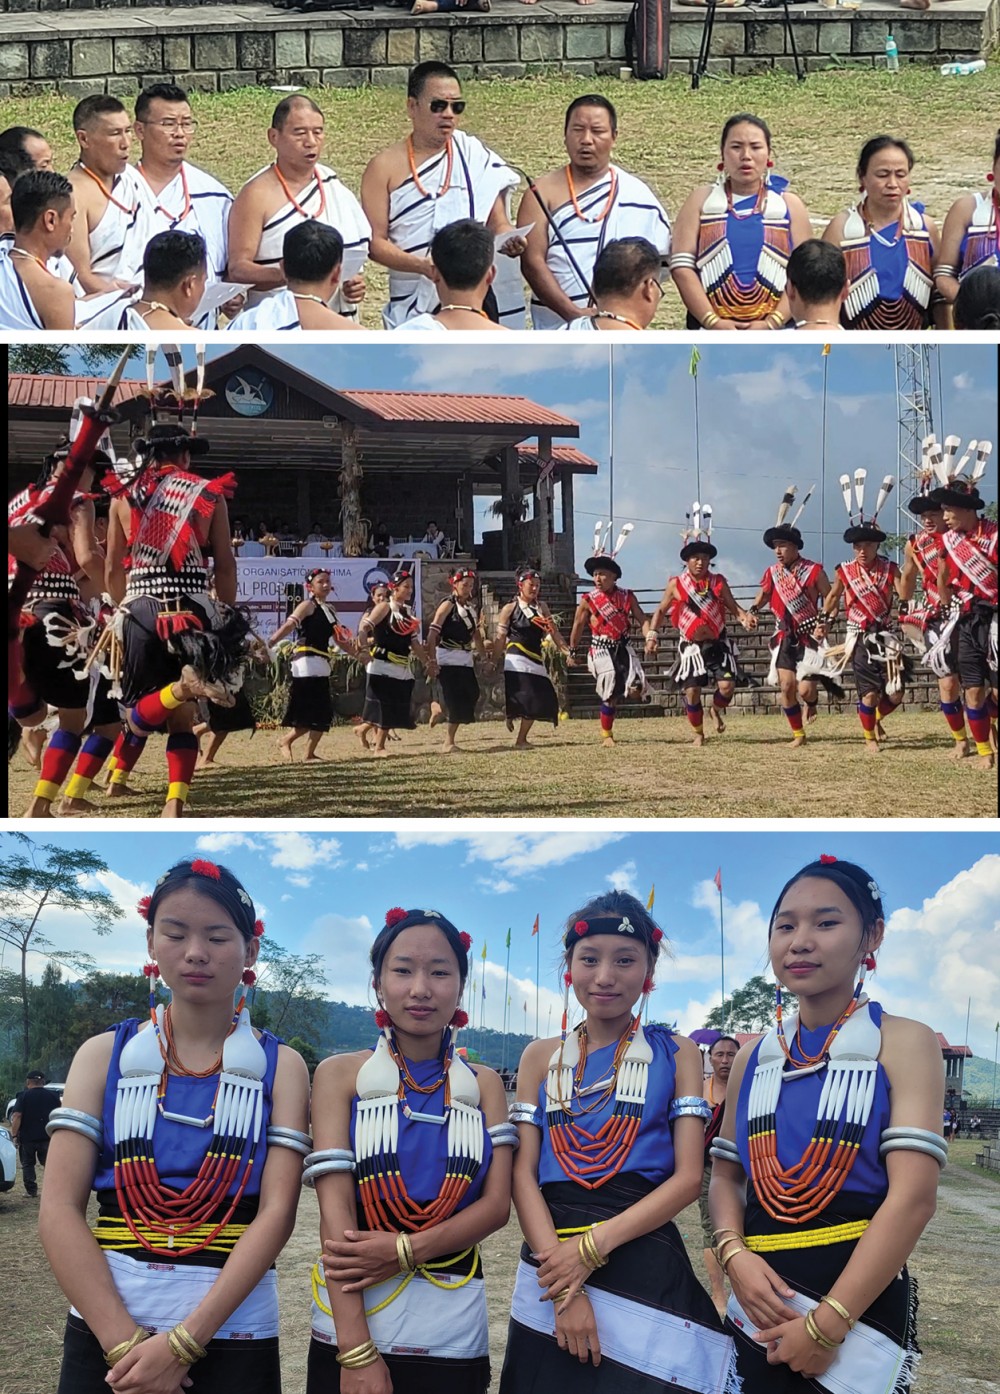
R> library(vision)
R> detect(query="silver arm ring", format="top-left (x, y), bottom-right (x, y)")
top-left (46, 1107), bottom-right (103, 1148)
top-left (709, 1137), bottom-right (742, 1165)
top-left (488, 1123), bottom-right (520, 1149)
top-left (879, 1137), bottom-right (947, 1167)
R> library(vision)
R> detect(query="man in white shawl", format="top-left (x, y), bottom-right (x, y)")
top-left (361, 61), bottom-right (526, 329)
top-left (226, 222), bottom-right (366, 332)
top-left (518, 95), bottom-right (671, 330)
top-left (227, 94), bottom-right (370, 321)
top-left (65, 95), bottom-right (148, 293)
top-left (132, 84), bottom-right (236, 328)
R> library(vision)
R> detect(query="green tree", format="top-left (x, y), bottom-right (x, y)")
top-left (286, 1035), bottom-right (321, 1074)
top-left (69, 972), bottom-right (149, 1053)
top-left (8, 344), bottom-right (141, 374)
top-left (0, 833), bottom-right (122, 1065)
top-left (254, 940), bottom-right (328, 1042)
top-left (703, 974), bottom-right (792, 1033)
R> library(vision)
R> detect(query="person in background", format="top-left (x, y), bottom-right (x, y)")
top-left (9, 1070), bottom-right (61, 1198)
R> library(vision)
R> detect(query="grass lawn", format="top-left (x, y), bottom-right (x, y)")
top-left (8, 710), bottom-right (997, 819)
top-left (2, 67), bottom-right (996, 328)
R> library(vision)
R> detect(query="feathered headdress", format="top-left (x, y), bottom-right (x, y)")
top-left (680, 500), bottom-right (718, 560)
top-left (763, 482), bottom-right (815, 548)
top-left (584, 520), bottom-right (635, 578)
top-left (840, 467), bottom-right (895, 544)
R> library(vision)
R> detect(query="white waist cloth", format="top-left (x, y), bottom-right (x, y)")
top-left (369, 656), bottom-right (412, 680)
top-left (312, 1264), bottom-right (487, 1359)
top-left (504, 651), bottom-right (548, 679)
top-left (512, 1258), bottom-right (730, 1394)
top-left (291, 654), bottom-right (331, 678)
top-left (87, 166), bottom-right (149, 282)
top-left (437, 648), bottom-right (474, 667)
top-left (75, 1248), bottom-right (278, 1340)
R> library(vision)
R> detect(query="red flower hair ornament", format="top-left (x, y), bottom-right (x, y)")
top-left (573, 920), bottom-right (589, 936)
top-left (136, 895), bottom-right (151, 921)
top-left (191, 859), bottom-right (222, 880)
top-left (253, 919), bottom-right (266, 939)
top-left (819, 854), bottom-right (838, 865)
top-left (651, 928), bottom-right (664, 944)
top-left (458, 932), bottom-right (473, 952)
top-left (385, 907), bottom-right (407, 928)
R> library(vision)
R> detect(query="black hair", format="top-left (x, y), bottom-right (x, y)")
top-left (561, 890), bottom-right (666, 963)
top-left (768, 859), bottom-right (884, 947)
top-left (370, 907), bottom-right (471, 989)
top-left (786, 239), bottom-right (847, 303)
top-left (994, 128), bottom-right (1000, 166)
top-left (72, 95), bottom-right (128, 134)
top-left (143, 229), bottom-right (207, 288)
top-left (135, 83), bottom-right (190, 123)
top-left (430, 217), bottom-right (493, 289)
top-left (146, 858), bottom-right (260, 942)
top-left (709, 1035), bottom-right (740, 1055)
top-left (592, 236), bottom-right (661, 298)
top-left (721, 113), bottom-right (772, 151)
top-left (953, 264), bottom-right (1000, 331)
top-left (11, 169), bottom-right (73, 234)
top-left (565, 94), bottom-right (618, 135)
top-left (857, 135), bottom-right (915, 179)
top-left (408, 61), bottom-right (460, 99)
top-left (283, 219), bottom-right (343, 282)
top-left (0, 146), bottom-right (34, 186)
top-left (271, 94), bottom-right (323, 132)
top-left (0, 126), bottom-right (47, 158)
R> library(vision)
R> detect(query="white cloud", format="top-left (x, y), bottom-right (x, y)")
top-left (952, 372), bottom-right (973, 391)
top-left (287, 874), bottom-right (312, 888)
top-left (401, 343), bottom-right (605, 391)
top-left (393, 829), bottom-right (626, 880)
top-left (476, 876), bottom-right (519, 895)
top-left (266, 833), bottom-right (342, 871)
top-left (194, 833), bottom-right (254, 853)
top-left (606, 860), bottom-right (639, 896)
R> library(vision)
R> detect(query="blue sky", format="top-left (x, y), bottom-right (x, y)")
top-left (8, 828), bottom-right (998, 1061)
top-left (83, 340), bottom-right (996, 596)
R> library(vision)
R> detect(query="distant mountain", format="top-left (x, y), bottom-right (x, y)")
top-left (963, 1054), bottom-right (999, 1103)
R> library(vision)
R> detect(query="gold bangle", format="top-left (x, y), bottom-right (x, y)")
top-left (167, 1324), bottom-right (207, 1367)
top-left (337, 1339), bottom-right (379, 1368)
top-left (396, 1232), bottom-right (415, 1274)
top-left (702, 311), bottom-right (720, 329)
top-left (804, 1308), bottom-right (843, 1351)
top-left (716, 1241), bottom-right (748, 1273)
top-left (711, 1227), bottom-right (745, 1244)
top-left (578, 1225), bottom-right (608, 1271)
top-left (553, 1288), bottom-right (572, 1305)
top-left (819, 1295), bottom-right (855, 1329)
top-left (767, 312), bottom-right (785, 329)
top-left (104, 1328), bottom-right (149, 1367)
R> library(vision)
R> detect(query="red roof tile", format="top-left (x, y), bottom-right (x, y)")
top-left (517, 444), bottom-right (598, 472)
top-left (936, 1033), bottom-right (973, 1056)
top-left (8, 374), bottom-right (147, 410)
top-left (334, 389), bottom-right (579, 431)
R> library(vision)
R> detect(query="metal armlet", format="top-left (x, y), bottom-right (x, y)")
top-left (303, 1147), bottom-right (357, 1188)
top-left (267, 1125), bottom-right (313, 1157)
top-left (46, 1106), bottom-right (103, 1149)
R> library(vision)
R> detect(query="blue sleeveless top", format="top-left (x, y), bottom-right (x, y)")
top-left (93, 1017), bottom-right (280, 1197)
top-left (537, 1024), bottom-right (679, 1187)
top-left (735, 1001), bottom-right (892, 1202)
top-left (350, 1051), bottom-right (493, 1215)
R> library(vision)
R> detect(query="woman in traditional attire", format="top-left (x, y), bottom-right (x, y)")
top-left (501, 891), bottom-right (734, 1394)
top-left (670, 114), bottom-right (812, 330)
top-left (494, 566), bottom-right (570, 749)
top-left (357, 567), bottom-right (437, 758)
top-left (307, 906), bottom-right (515, 1394)
top-left (710, 856), bottom-right (945, 1394)
top-left (40, 857), bottom-right (310, 1393)
top-left (426, 566), bottom-right (487, 753)
top-left (823, 136), bottom-right (938, 331)
top-left (934, 129), bottom-right (1000, 320)
top-left (270, 566), bottom-right (357, 763)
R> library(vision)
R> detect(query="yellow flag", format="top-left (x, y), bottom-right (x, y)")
top-left (821, 344), bottom-right (831, 357)
top-left (647, 884), bottom-right (655, 911)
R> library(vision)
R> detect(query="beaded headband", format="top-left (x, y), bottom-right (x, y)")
top-left (139, 859), bottom-right (264, 940)
top-left (565, 914), bottom-right (664, 949)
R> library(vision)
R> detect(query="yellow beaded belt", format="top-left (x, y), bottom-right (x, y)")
top-left (312, 1245), bottom-right (479, 1318)
top-left (93, 1216), bottom-right (249, 1254)
top-left (745, 1219), bottom-right (870, 1252)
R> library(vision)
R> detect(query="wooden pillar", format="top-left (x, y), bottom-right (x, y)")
top-left (457, 472), bottom-right (475, 555)
top-left (340, 420), bottom-right (365, 557)
top-left (500, 444), bottom-right (519, 571)
top-left (560, 467), bottom-right (575, 570)
top-left (537, 433), bottom-right (555, 573)
top-left (297, 470), bottom-right (310, 540)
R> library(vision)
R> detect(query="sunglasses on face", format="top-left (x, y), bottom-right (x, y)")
top-left (429, 99), bottom-right (466, 114)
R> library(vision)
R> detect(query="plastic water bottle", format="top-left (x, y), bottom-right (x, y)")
top-left (884, 30), bottom-right (899, 71)
top-left (940, 59), bottom-right (986, 75)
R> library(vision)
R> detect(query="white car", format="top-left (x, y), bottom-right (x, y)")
top-left (0, 1123), bottom-right (16, 1192)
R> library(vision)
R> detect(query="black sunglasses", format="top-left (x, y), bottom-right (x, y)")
top-left (429, 99), bottom-right (466, 114)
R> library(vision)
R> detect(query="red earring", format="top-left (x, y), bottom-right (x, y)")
top-left (767, 159), bottom-right (774, 168)
top-left (642, 977), bottom-right (654, 995)
top-left (716, 161), bottom-right (724, 172)
top-left (241, 968), bottom-right (257, 987)
top-left (142, 961), bottom-right (160, 979)
top-left (863, 954), bottom-right (877, 972)
top-left (450, 1009), bottom-right (469, 1029)
top-left (987, 172), bottom-right (995, 183)
top-left (374, 1007), bottom-right (392, 1030)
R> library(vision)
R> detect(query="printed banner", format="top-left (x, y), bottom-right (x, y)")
top-left (236, 557), bottom-right (421, 636)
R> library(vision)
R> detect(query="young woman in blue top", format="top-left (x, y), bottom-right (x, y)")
top-left (40, 857), bottom-right (310, 1394)
top-left (307, 907), bottom-right (514, 1394)
top-left (709, 857), bottom-right (946, 1393)
top-left (501, 891), bottom-right (733, 1394)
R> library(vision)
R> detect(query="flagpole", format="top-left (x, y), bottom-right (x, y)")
top-left (609, 347), bottom-right (615, 539)
top-left (820, 349), bottom-right (829, 568)
top-left (535, 929), bottom-right (540, 1038)
top-left (692, 349), bottom-right (702, 502)
top-left (502, 929), bottom-right (511, 1073)
top-left (716, 869), bottom-right (726, 1029)
top-left (992, 1022), bottom-right (998, 1108)
top-left (480, 943), bottom-right (488, 1060)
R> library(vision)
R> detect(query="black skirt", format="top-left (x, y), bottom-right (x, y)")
top-left (363, 672), bottom-right (416, 730)
top-left (208, 688), bottom-right (257, 734)
top-left (504, 669), bottom-right (559, 725)
top-left (283, 675), bottom-right (332, 732)
top-left (956, 602), bottom-right (997, 688)
top-left (308, 1338), bottom-right (489, 1394)
top-left (852, 634), bottom-right (911, 701)
top-left (21, 601), bottom-right (94, 711)
top-left (438, 665), bottom-right (480, 725)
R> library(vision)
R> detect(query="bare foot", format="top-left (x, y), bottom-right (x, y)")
top-left (161, 799), bottom-right (185, 818)
top-left (864, 740), bottom-right (881, 757)
top-left (373, 748), bottom-right (391, 759)
top-left (196, 758), bottom-right (217, 769)
top-left (976, 751), bottom-right (995, 770)
top-left (354, 727), bottom-right (372, 752)
top-left (710, 708), bottom-right (726, 734)
top-left (789, 733), bottom-right (807, 748)
top-left (441, 744), bottom-right (460, 755)
top-left (513, 740), bottom-right (532, 750)
top-left (951, 741), bottom-right (970, 760)
top-left (875, 720), bottom-right (888, 741)
top-left (179, 664), bottom-right (234, 706)
top-left (505, 717), bottom-right (515, 733)
top-left (107, 782), bottom-right (138, 798)
top-left (411, 0), bottom-right (437, 10)
top-left (805, 706), bottom-right (818, 725)
top-left (429, 702), bottom-right (443, 729)
top-left (692, 732), bottom-right (706, 747)
top-left (303, 754), bottom-right (324, 763)
top-left (23, 798), bottom-right (54, 818)
top-left (278, 738), bottom-right (295, 762)
top-left (601, 735), bottom-right (616, 747)
top-left (58, 796), bottom-right (99, 815)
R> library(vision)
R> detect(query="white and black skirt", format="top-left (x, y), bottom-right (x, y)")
top-left (504, 653), bottom-right (558, 725)
top-left (363, 664), bottom-right (416, 731)
top-left (284, 676), bottom-right (333, 732)
top-left (438, 662), bottom-right (480, 726)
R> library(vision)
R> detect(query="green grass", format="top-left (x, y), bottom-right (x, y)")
top-left (3, 67), bottom-right (996, 328)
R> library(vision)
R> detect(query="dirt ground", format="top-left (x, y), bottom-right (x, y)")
top-left (7, 712), bottom-right (998, 821)
top-left (1, 1140), bottom-right (997, 1394)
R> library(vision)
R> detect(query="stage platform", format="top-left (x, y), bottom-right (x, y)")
top-left (0, 0), bottom-right (994, 95)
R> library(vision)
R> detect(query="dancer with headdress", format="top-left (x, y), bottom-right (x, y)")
top-left (569, 523), bottom-right (650, 747)
top-left (105, 349), bottom-right (252, 815)
top-left (269, 566), bottom-right (358, 764)
top-left (646, 505), bottom-right (756, 747)
top-left (307, 906), bottom-right (514, 1394)
top-left (748, 485), bottom-right (833, 748)
top-left (932, 438), bottom-right (997, 770)
top-left (500, 891), bottom-right (733, 1394)
top-left (709, 856), bottom-right (946, 1394)
top-left (898, 435), bottom-right (974, 758)
top-left (357, 566), bottom-right (437, 758)
top-left (426, 566), bottom-right (487, 754)
top-left (494, 566), bottom-right (571, 749)
top-left (815, 472), bottom-right (907, 754)
top-left (40, 856), bottom-right (310, 1394)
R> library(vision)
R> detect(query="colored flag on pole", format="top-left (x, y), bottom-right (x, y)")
top-left (481, 940), bottom-right (487, 960)
top-left (821, 344), bottom-right (831, 357)
top-left (531, 915), bottom-right (540, 937)
top-left (506, 927), bottom-right (511, 948)
top-left (482, 981), bottom-right (486, 1000)
top-left (689, 347), bottom-right (701, 377)
top-left (714, 868), bottom-right (723, 892)
top-left (647, 884), bottom-right (655, 911)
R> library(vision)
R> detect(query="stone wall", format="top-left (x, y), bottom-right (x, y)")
top-left (0, 0), bottom-right (994, 95)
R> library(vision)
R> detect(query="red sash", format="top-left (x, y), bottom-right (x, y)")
top-left (911, 531), bottom-right (943, 604)
top-left (762, 558), bottom-right (821, 634)
top-left (942, 521), bottom-right (998, 606)
top-left (585, 587), bottom-right (632, 641)
top-left (839, 557), bottom-right (896, 629)
top-left (672, 572), bottom-right (726, 641)
top-left (7, 483), bottom-right (82, 585)
top-left (129, 468), bottom-right (235, 574)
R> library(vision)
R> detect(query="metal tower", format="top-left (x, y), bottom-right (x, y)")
top-left (893, 345), bottom-right (936, 544)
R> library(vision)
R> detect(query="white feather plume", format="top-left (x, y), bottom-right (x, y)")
top-left (840, 474), bottom-right (854, 519)
top-left (790, 484), bottom-right (816, 526)
top-left (972, 441), bottom-right (993, 483)
top-left (853, 469), bottom-right (867, 518)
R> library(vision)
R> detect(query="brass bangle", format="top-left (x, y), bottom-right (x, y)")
top-left (702, 311), bottom-right (721, 329)
top-left (767, 312), bottom-right (785, 329)
top-left (804, 1308), bottom-right (843, 1350)
top-left (104, 1328), bottom-right (149, 1367)
top-left (578, 1225), bottom-right (608, 1271)
top-left (553, 1288), bottom-right (572, 1305)
top-left (711, 1227), bottom-right (745, 1243)
top-left (716, 1240), bottom-right (748, 1273)
top-left (819, 1295), bottom-right (855, 1329)
top-left (336, 1339), bottom-right (379, 1369)
top-left (396, 1232), bottom-right (415, 1274)
top-left (167, 1324), bottom-right (207, 1367)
